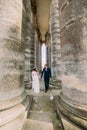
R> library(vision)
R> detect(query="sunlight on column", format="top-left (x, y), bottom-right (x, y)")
top-left (41, 43), bottom-right (47, 69)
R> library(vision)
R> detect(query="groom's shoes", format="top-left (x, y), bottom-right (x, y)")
top-left (45, 89), bottom-right (48, 93)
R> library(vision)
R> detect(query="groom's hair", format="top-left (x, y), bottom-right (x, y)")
top-left (45, 64), bottom-right (48, 66)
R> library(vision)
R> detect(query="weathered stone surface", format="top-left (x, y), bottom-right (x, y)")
top-left (50, 0), bottom-right (61, 81)
top-left (60, 0), bottom-right (87, 104)
top-left (22, 0), bottom-right (35, 89)
top-left (58, 0), bottom-right (87, 129)
top-left (0, 0), bottom-right (32, 129)
top-left (55, 96), bottom-right (87, 130)
top-left (0, 0), bottom-right (23, 103)
top-left (0, 0), bottom-right (87, 129)
top-left (47, 44), bottom-right (51, 67)
top-left (34, 32), bottom-right (41, 71)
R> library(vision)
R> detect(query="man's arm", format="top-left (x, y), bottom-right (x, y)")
top-left (41, 69), bottom-right (44, 78)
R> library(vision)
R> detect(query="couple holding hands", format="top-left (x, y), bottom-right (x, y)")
top-left (32, 64), bottom-right (51, 93)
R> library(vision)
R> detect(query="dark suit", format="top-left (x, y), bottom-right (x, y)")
top-left (41, 67), bottom-right (51, 92)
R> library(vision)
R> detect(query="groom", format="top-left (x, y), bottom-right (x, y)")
top-left (41, 64), bottom-right (51, 92)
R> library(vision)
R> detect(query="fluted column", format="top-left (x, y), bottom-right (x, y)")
top-left (50, 0), bottom-right (61, 88)
top-left (34, 32), bottom-right (39, 69)
top-left (30, 30), bottom-right (35, 71)
top-left (36, 43), bottom-right (39, 68)
top-left (34, 32), bottom-right (37, 68)
top-left (58, 0), bottom-right (87, 129)
top-left (46, 31), bottom-right (51, 67)
top-left (46, 46), bottom-right (49, 66)
top-left (0, 0), bottom-right (30, 129)
top-left (23, 0), bottom-right (35, 89)
top-left (38, 42), bottom-right (42, 71)
top-left (46, 44), bottom-right (51, 67)
top-left (34, 32), bottom-right (42, 71)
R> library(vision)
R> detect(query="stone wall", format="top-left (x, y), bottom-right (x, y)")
top-left (59, 0), bottom-right (87, 129)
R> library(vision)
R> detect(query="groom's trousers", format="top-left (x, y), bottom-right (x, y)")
top-left (44, 77), bottom-right (49, 91)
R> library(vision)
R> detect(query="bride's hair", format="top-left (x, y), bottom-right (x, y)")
top-left (33, 68), bottom-right (37, 72)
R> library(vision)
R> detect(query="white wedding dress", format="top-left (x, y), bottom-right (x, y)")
top-left (32, 71), bottom-right (40, 93)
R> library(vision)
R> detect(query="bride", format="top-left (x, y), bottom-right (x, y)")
top-left (32, 68), bottom-right (40, 93)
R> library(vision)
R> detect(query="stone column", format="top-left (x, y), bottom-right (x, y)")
top-left (34, 32), bottom-right (40, 69)
top-left (46, 44), bottom-right (51, 67)
top-left (46, 32), bottom-right (51, 67)
top-left (38, 42), bottom-right (42, 71)
top-left (30, 30), bottom-right (35, 72)
top-left (58, 0), bottom-right (87, 129)
top-left (50, 0), bottom-right (61, 88)
top-left (34, 32), bottom-right (37, 68)
top-left (23, 0), bottom-right (35, 89)
top-left (34, 31), bottom-right (42, 72)
top-left (46, 46), bottom-right (49, 65)
top-left (0, 0), bottom-right (31, 129)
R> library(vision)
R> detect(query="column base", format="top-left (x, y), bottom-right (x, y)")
top-left (0, 95), bottom-right (33, 130)
top-left (25, 80), bottom-right (32, 89)
top-left (50, 79), bottom-right (62, 89)
top-left (54, 96), bottom-right (87, 130)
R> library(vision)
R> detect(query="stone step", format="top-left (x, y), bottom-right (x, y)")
top-left (24, 81), bottom-right (63, 130)
top-left (23, 119), bottom-right (54, 130)
top-left (28, 111), bottom-right (54, 122)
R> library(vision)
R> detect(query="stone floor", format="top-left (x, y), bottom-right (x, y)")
top-left (23, 80), bottom-right (63, 130)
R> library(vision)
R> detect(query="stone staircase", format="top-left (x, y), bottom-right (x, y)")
top-left (23, 80), bottom-right (63, 130)
top-left (23, 93), bottom-right (63, 130)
